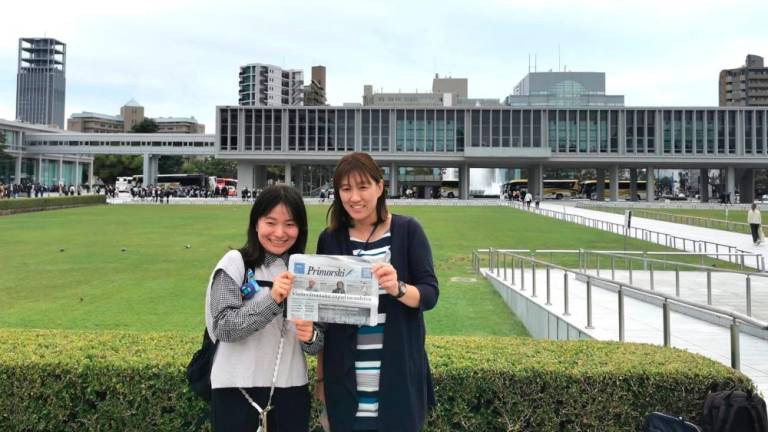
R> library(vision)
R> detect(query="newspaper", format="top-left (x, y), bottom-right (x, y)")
top-left (287, 254), bottom-right (379, 326)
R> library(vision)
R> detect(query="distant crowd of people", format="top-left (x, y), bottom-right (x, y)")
top-left (0, 182), bottom-right (92, 199)
top-left (506, 189), bottom-right (540, 209)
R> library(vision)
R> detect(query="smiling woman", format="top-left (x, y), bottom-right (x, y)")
top-left (204, 184), bottom-right (324, 432)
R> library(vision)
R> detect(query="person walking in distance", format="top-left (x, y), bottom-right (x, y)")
top-left (748, 203), bottom-right (763, 245)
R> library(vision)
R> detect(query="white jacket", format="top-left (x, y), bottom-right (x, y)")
top-left (748, 209), bottom-right (762, 225)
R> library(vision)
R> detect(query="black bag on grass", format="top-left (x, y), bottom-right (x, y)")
top-left (701, 390), bottom-right (768, 432)
top-left (643, 412), bottom-right (702, 432)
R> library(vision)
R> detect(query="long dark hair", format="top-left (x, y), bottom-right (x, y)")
top-left (327, 152), bottom-right (388, 231)
top-left (239, 185), bottom-right (308, 268)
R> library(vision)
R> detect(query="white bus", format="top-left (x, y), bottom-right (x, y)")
top-left (116, 177), bottom-right (133, 192)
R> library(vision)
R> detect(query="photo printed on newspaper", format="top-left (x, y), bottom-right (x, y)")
top-left (287, 254), bottom-right (379, 326)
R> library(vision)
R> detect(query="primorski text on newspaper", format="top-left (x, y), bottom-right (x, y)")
top-left (287, 254), bottom-right (379, 326)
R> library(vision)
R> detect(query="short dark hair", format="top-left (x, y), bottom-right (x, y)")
top-left (327, 152), bottom-right (388, 231)
top-left (239, 185), bottom-right (308, 268)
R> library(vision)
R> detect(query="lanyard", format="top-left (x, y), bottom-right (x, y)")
top-left (355, 222), bottom-right (380, 256)
top-left (239, 320), bottom-right (286, 432)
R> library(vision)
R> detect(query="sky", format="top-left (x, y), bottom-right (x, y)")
top-left (1, 0), bottom-right (766, 132)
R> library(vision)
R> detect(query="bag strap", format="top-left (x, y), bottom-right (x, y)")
top-left (715, 392), bottom-right (735, 430)
top-left (238, 320), bottom-right (286, 416)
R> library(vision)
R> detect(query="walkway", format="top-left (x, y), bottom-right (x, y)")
top-left (481, 266), bottom-right (768, 393)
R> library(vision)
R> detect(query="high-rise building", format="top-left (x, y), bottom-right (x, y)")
top-left (304, 65), bottom-right (327, 106)
top-left (238, 63), bottom-right (304, 106)
top-left (16, 37), bottom-right (66, 128)
top-left (719, 54), bottom-right (768, 107)
top-left (504, 72), bottom-right (624, 107)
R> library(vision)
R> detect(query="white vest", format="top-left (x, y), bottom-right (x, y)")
top-left (205, 250), bottom-right (308, 389)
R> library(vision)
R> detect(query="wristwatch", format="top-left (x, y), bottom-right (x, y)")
top-left (395, 280), bottom-right (408, 298)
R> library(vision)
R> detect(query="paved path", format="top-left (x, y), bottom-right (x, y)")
top-left (540, 201), bottom-right (768, 268)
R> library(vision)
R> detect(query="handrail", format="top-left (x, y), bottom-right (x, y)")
top-left (504, 201), bottom-right (765, 271)
top-left (577, 204), bottom-right (759, 235)
top-left (471, 247), bottom-right (768, 371)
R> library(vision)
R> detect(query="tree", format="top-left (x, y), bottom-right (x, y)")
top-left (94, 155), bottom-right (143, 185)
top-left (132, 118), bottom-right (159, 133)
top-left (181, 157), bottom-right (237, 178)
top-left (158, 155), bottom-right (185, 174)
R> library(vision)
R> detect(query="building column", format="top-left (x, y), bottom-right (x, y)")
top-left (699, 168), bottom-right (709, 203)
top-left (530, 164), bottom-right (543, 198)
top-left (629, 168), bottom-right (638, 202)
top-left (295, 165), bottom-right (304, 195)
top-left (647, 167), bottom-right (656, 202)
top-left (739, 168), bottom-right (755, 204)
top-left (58, 158), bottom-right (64, 188)
top-left (284, 163), bottom-right (292, 186)
top-left (595, 168), bottom-right (606, 201)
top-left (142, 154), bottom-right (152, 187)
top-left (254, 165), bottom-right (267, 190)
top-left (74, 159), bottom-right (80, 189)
top-left (14, 154), bottom-right (22, 185)
top-left (460, 164), bottom-right (470, 200)
top-left (237, 161), bottom-right (255, 192)
top-left (389, 162), bottom-right (398, 198)
top-left (38, 156), bottom-right (43, 185)
top-left (88, 161), bottom-right (94, 192)
top-left (609, 165), bottom-right (620, 202)
top-left (726, 166), bottom-right (736, 203)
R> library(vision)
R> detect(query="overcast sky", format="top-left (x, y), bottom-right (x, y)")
top-left (1, 0), bottom-right (766, 132)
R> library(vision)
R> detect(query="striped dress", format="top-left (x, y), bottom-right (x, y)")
top-left (350, 232), bottom-right (391, 431)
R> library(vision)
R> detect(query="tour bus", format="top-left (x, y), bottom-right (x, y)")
top-left (440, 180), bottom-right (459, 198)
top-left (501, 179), bottom-right (580, 199)
top-left (115, 177), bottom-right (132, 193)
top-left (579, 180), bottom-right (648, 200)
top-left (131, 174), bottom-right (212, 195)
top-left (215, 178), bottom-right (238, 196)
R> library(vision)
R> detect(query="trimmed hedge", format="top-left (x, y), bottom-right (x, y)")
top-left (0, 329), bottom-right (753, 431)
top-left (0, 195), bottom-right (106, 214)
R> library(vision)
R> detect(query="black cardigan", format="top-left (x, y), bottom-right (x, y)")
top-left (317, 214), bottom-right (438, 432)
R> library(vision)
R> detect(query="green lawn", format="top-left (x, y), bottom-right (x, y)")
top-left (0, 204), bottom-right (724, 337)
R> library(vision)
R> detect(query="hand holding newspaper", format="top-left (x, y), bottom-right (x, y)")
top-left (287, 254), bottom-right (379, 326)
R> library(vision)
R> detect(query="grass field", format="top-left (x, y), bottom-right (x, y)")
top-left (0, 204), bottom-right (725, 337)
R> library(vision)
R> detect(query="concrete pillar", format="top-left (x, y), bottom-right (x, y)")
top-left (739, 168), bottom-right (755, 204)
top-left (629, 168), bottom-right (638, 202)
top-left (726, 166), bottom-right (736, 204)
top-left (530, 164), bottom-right (544, 198)
top-left (254, 165), bottom-right (267, 189)
top-left (284, 163), bottom-right (292, 186)
top-left (609, 165), bottom-right (620, 202)
top-left (142, 154), bottom-right (151, 187)
top-left (389, 162), bottom-right (398, 198)
top-left (647, 167), bottom-right (656, 202)
top-left (237, 161), bottom-right (255, 191)
top-left (38, 156), bottom-right (43, 185)
top-left (58, 158), bottom-right (64, 187)
top-left (295, 165), bottom-right (304, 194)
top-left (460, 164), bottom-right (470, 199)
top-left (595, 168), bottom-right (606, 201)
top-left (14, 154), bottom-right (22, 185)
top-left (75, 160), bottom-right (80, 189)
top-left (699, 168), bottom-right (709, 202)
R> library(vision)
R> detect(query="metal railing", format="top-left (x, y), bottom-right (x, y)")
top-left (471, 248), bottom-right (768, 371)
top-left (579, 250), bottom-right (768, 318)
top-left (577, 204), bottom-right (759, 235)
top-left (506, 201), bottom-right (765, 271)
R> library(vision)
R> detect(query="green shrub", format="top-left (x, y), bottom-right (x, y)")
top-left (0, 329), bottom-right (752, 431)
top-left (0, 195), bottom-right (106, 213)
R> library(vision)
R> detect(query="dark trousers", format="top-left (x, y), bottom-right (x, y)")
top-left (751, 223), bottom-right (761, 243)
top-left (211, 385), bottom-right (310, 432)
